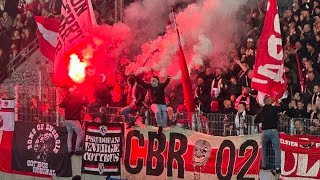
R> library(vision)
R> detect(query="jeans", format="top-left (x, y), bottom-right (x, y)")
top-left (65, 120), bottom-right (84, 153)
top-left (151, 104), bottom-right (167, 127)
top-left (262, 129), bottom-right (281, 169)
top-left (120, 106), bottom-right (135, 124)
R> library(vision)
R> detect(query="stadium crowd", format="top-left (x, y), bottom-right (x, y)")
top-left (1, 0), bottom-right (320, 137)
top-left (0, 0), bottom-right (117, 80)
top-left (127, 0), bottom-right (319, 136)
top-left (111, 0), bottom-right (320, 136)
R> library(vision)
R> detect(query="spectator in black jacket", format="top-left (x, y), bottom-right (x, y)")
top-left (226, 76), bottom-right (242, 97)
top-left (194, 76), bottom-right (211, 113)
top-left (59, 86), bottom-right (88, 155)
top-left (133, 74), bottom-right (170, 134)
top-left (88, 74), bottom-right (112, 119)
top-left (120, 76), bottom-right (146, 128)
top-left (293, 100), bottom-right (310, 118)
top-left (254, 97), bottom-right (286, 174)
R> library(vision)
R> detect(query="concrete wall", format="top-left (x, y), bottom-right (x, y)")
top-left (0, 155), bottom-right (120, 180)
top-left (0, 50), bottom-right (54, 98)
top-left (0, 153), bottom-right (276, 180)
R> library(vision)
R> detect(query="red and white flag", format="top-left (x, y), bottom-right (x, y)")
top-left (35, 16), bottom-right (60, 61)
top-left (0, 99), bottom-right (15, 131)
top-left (172, 5), bottom-right (195, 112)
top-left (251, 0), bottom-right (287, 101)
top-left (54, 0), bottom-right (97, 86)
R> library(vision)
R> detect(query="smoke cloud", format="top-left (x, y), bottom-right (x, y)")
top-left (124, 0), bottom-right (247, 79)
top-left (79, 0), bottom-right (248, 100)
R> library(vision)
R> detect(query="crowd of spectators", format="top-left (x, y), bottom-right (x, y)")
top-left (1, 0), bottom-right (320, 136)
top-left (0, 0), bottom-right (129, 81)
top-left (0, 0), bottom-right (45, 80)
top-left (111, 0), bottom-right (320, 136)
top-left (185, 0), bottom-right (320, 135)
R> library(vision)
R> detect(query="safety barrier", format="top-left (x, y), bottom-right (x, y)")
top-left (9, 102), bottom-right (320, 171)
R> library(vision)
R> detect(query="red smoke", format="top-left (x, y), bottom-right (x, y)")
top-left (68, 54), bottom-right (87, 83)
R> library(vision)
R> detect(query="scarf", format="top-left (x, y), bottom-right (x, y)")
top-left (211, 78), bottom-right (222, 94)
top-left (49, 0), bottom-right (57, 12)
top-left (311, 93), bottom-right (320, 106)
top-left (126, 83), bottom-right (137, 106)
top-left (235, 95), bottom-right (251, 111)
top-left (235, 110), bottom-right (246, 136)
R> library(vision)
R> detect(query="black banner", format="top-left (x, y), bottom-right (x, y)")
top-left (82, 122), bottom-right (124, 176)
top-left (11, 121), bottom-right (72, 177)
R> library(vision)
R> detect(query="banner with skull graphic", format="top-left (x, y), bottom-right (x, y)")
top-left (82, 122), bottom-right (124, 176)
top-left (122, 125), bottom-right (261, 180)
top-left (11, 121), bottom-right (72, 177)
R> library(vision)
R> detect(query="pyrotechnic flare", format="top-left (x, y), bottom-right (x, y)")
top-left (68, 54), bottom-right (87, 84)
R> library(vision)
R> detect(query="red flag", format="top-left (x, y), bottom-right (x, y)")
top-left (178, 44), bottom-right (195, 112)
top-left (35, 16), bottom-right (60, 61)
top-left (54, 0), bottom-right (97, 86)
top-left (251, 0), bottom-right (287, 100)
top-left (295, 52), bottom-right (305, 93)
top-left (0, 131), bottom-right (50, 178)
top-left (171, 5), bottom-right (195, 112)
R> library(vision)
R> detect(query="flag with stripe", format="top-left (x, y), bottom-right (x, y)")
top-left (82, 122), bottom-right (124, 176)
top-left (251, 0), bottom-right (287, 101)
top-left (35, 16), bottom-right (60, 61)
top-left (54, 0), bottom-right (96, 86)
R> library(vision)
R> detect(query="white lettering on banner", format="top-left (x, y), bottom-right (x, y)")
top-left (281, 152), bottom-right (298, 176)
top-left (253, 1), bottom-right (285, 88)
top-left (32, 167), bottom-right (56, 176)
top-left (83, 152), bottom-right (120, 162)
top-left (26, 124), bottom-right (61, 154)
top-left (123, 129), bottom-right (261, 179)
top-left (85, 135), bottom-right (120, 144)
top-left (274, 14), bottom-right (281, 34)
top-left (280, 138), bottom-right (299, 147)
top-left (281, 151), bottom-right (320, 177)
top-left (85, 142), bottom-right (120, 153)
top-left (268, 34), bottom-right (283, 60)
top-left (253, 64), bottom-right (285, 83)
top-left (317, 143), bottom-right (320, 148)
top-left (27, 160), bottom-right (48, 169)
top-left (27, 160), bottom-right (56, 176)
top-left (252, 77), bottom-right (268, 84)
top-left (55, 0), bottom-right (88, 54)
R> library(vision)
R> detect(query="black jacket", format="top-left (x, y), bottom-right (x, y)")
top-left (59, 93), bottom-right (88, 120)
top-left (134, 76), bottom-right (170, 105)
top-left (254, 104), bottom-right (286, 130)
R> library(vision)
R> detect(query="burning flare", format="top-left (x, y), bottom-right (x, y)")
top-left (68, 54), bottom-right (87, 83)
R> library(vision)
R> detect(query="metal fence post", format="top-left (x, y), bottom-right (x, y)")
top-left (55, 88), bottom-right (60, 126)
top-left (14, 85), bottom-right (19, 121)
top-left (290, 118), bottom-right (294, 135)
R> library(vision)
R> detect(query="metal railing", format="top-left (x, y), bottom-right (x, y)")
top-left (13, 104), bottom-right (320, 135)
top-left (7, 38), bottom-right (39, 74)
top-left (9, 104), bottom-right (320, 171)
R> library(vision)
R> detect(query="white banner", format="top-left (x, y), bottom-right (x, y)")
top-left (122, 125), bottom-right (262, 180)
top-left (0, 99), bottom-right (15, 131)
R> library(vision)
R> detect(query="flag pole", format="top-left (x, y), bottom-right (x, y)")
top-left (171, 5), bottom-right (182, 45)
top-left (294, 51), bottom-right (305, 93)
top-left (171, 5), bottom-right (195, 114)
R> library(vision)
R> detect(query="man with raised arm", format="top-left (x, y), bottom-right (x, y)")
top-left (132, 74), bottom-right (171, 134)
